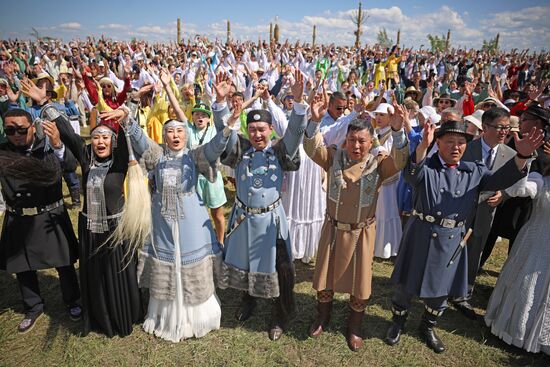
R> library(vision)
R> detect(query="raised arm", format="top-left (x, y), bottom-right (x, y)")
top-left (280, 70), bottom-right (308, 159)
top-left (159, 68), bottom-right (187, 123)
top-left (303, 98), bottom-right (333, 171)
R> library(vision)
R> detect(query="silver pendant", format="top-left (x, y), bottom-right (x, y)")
top-left (253, 178), bottom-right (263, 187)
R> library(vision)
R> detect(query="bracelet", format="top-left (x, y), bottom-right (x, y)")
top-left (516, 152), bottom-right (533, 159)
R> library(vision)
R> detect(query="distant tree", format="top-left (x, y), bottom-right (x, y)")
top-left (427, 33), bottom-right (446, 52)
top-left (350, 2), bottom-right (369, 48)
top-left (376, 28), bottom-right (393, 48)
top-left (481, 34), bottom-right (499, 54)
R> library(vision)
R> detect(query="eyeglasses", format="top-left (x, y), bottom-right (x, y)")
top-left (486, 124), bottom-right (511, 132)
top-left (100, 84), bottom-right (112, 89)
top-left (4, 125), bottom-right (31, 136)
top-left (438, 100), bottom-right (451, 104)
top-left (335, 107), bottom-right (346, 111)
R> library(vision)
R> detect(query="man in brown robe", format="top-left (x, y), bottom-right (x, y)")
top-left (303, 100), bottom-right (409, 351)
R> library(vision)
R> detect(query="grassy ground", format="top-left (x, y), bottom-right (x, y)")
top-left (1, 130), bottom-right (548, 366)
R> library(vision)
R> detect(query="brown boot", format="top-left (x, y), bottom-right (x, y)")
top-left (308, 301), bottom-right (333, 337)
top-left (346, 308), bottom-right (364, 352)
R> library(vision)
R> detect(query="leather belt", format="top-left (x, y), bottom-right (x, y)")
top-left (327, 214), bottom-right (375, 231)
top-left (6, 199), bottom-right (65, 216)
top-left (412, 210), bottom-right (464, 229)
top-left (235, 197), bottom-right (281, 215)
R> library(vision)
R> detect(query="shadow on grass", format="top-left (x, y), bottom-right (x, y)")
top-left (0, 269), bottom-right (83, 352)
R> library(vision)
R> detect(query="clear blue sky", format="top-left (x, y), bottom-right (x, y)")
top-left (1, 1), bottom-right (549, 50)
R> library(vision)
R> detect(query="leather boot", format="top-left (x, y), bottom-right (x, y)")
top-left (384, 310), bottom-right (408, 346)
top-left (268, 298), bottom-right (284, 341)
top-left (418, 311), bottom-right (445, 353)
top-left (346, 308), bottom-right (364, 352)
top-left (308, 301), bottom-right (333, 338)
top-left (69, 187), bottom-right (81, 209)
top-left (235, 293), bottom-right (256, 322)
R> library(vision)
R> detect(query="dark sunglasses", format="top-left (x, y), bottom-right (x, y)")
top-left (4, 125), bottom-right (31, 136)
top-left (483, 103), bottom-right (497, 108)
top-left (335, 106), bottom-right (346, 111)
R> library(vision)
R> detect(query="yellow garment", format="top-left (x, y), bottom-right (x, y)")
top-left (95, 88), bottom-right (114, 112)
top-left (386, 55), bottom-right (399, 82)
top-left (147, 93), bottom-right (170, 144)
top-left (53, 84), bottom-right (67, 102)
top-left (374, 61), bottom-right (387, 88)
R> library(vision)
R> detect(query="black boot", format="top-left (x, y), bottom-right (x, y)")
top-left (384, 309), bottom-right (408, 346)
top-left (69, 187), bottom-right (81, 210)
top-left (268, 298), bottom-right (285, 341)
top-left (418, 310), bottom-right (445, 353)
top-left (235, 293), bottom-right (256, 322)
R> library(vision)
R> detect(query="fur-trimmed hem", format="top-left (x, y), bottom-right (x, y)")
top-left (137, 251), bottom-right (221, 304)
top-left (217, 262), bottom-right (280, 299)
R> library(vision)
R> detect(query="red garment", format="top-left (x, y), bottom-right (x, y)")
top-left (462, 92), bottom-right (474, 116)
top-left (510, 100), bottom-right (529, 116)
top-left (82, 74), bottom-right (131, 132)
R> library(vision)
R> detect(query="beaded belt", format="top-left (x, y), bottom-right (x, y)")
top-left (6, 199), bottom-right (65, 216)
top-left (327, 214), bottom-right (375, 231)
top-left (412, 210), bottom-right (464, 229)
top-left (235, 197), bottom-right (281, 215)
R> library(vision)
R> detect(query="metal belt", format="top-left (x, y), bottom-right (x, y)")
top-left (6, 199), bottom-right (65, 216)
top-left (412, 210), bottom-right (464, 229)
top-left (81, 211), bottom-right (123, 220)
top-left (327, 214), bottom-right (375, 231)
top-left (235, 197), bottom-right (281, 215)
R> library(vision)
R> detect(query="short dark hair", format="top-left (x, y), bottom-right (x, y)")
top-left (232, 92), bottom-right (244, 100)
top-left (346, 118), bottom-right (374, 136)
top-left (482, 107), bottom-right (510, 125)
top-left (3, 108), bottom-right (33, 125)
top-left (329, 91), bottom-right (347, 104)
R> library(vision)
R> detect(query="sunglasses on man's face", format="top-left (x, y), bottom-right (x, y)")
top-left (4, 125), bottom-right (31, 136)
top-left (438, 100), bottom-right (451, 104)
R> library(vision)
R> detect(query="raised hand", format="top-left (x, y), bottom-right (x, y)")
top-left (290, 69), bottom-right (304, 103)
top-left (159, 68), bottom-right (171, 86)
top-left (544, 140), bottom-right (550, 156)
top-left (6, 85), bottom-right (20, 103)
top-left (528, 80), bottom-right (549, 102)
top-left (422, 122), bottom-right (437, 148)
top-left (99, 109), bottom-right (128, 123)
top-left (213, 72), bottom-right (232, 103)
top-left (389, 104), bottom-right (405, 131)
top-left (20, 77), bottom-right (47, 104)
top-left (310, 97), bottom-right (327, 122)
top-left (513, 127), bottom-right (545, 157)
top-left (42, 121), bottom-right (62, 149)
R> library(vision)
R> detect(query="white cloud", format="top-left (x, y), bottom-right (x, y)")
top-left (59, 22), bottom-right (81, 30)
top-left (25, 5), bottom-right (550, 50)
top-left (99, 23), bottom-right (130, 30)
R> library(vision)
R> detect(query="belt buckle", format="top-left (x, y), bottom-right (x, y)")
top-left (336, 222), bottom-right (351, 231)
top-left (441, 218), bottom-right (456, 228)
top-left (22, 207), bottom-right (38, 216)
top-left (425, 215), bottom-right (435, 223)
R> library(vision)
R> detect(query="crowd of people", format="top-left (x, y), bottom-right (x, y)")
top-left (0, 35), bottom-right (549, 356)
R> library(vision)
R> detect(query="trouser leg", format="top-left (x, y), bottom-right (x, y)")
top-left (16, 271), bottom-right (44, 317)
top-left (479, 229), bottom-right (499, 271)
top-left (56, 265), bottom-right (80, 306)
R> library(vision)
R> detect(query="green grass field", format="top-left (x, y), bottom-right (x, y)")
top-left (1, 129), bottom-right (548, 366)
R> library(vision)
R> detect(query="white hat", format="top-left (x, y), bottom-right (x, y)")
top-left (503, 98), bottom-right (516, 105)
top-left (477, 97), bottom-right (509, 112)
top-left (368, 103), bottom-right (394, 118)
top-left (419, 106), bottom-right (441, 125)
top-left (463, 110), bottom-right (484, 131)
top-left (98, 61), bottom-right (105, 67)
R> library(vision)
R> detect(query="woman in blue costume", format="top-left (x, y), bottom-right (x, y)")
top-left (125, 71), bottom-right (238, 342)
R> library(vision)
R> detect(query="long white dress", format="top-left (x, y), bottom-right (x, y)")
top-left (282, 145), bottom-right (326, 263)
top-left (484, 173), bottom-right (550, 355)
top-left (372, 127), bottom-right (402, 259)
top-left (270, 102), bottom-right (326, 264)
